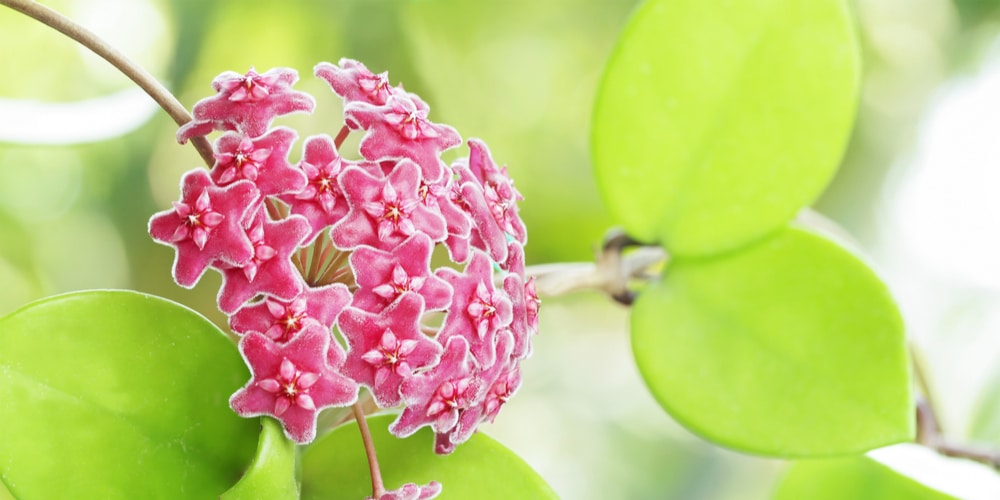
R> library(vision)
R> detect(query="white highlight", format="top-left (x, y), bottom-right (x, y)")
top-left (0, 89), bottom-right (158, 144)
top-left (870, 444), bottom-right (1000, 500)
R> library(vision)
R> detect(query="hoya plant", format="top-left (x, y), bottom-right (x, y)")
top-left (1, 0), bottom-right (997, 498)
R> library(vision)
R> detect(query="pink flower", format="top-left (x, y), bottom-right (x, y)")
top-left (331, 161), bottom-right (446, 250)
top-left (229, 283), bottom-right (351, 342)
top-left (315, 59), bottom-right (394, 107)
top-left (230, 324), bottom-right (358, 444)
top-left (148, 169), bottom-right (260, 287)
top-left (370, 481), bottom-right (442, 500)
top-left (435, 330), bottom-right (516, 453)
top-left (216, 212), bottom-right (310, 314)
top-left (338, 294), bottom-right (442, 407)
top-left (436, 251), bottom-right (513, 367)
top-left (349, 233), bottom-right (452, 312)
top-left (390, 336), bottom-right (477, 438)
top-left (177, 67), bottom-right (315, 142)
top-left (278, 134), bottom-right (351, 241)
top-left (345, 94), bottom-right (460, 182)
top-left (211, 127), bottom-right (306, 196)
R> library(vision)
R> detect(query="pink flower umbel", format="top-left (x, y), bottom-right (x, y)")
top-left (230, 324), bottom-right (358, 443)
top-left (154, 60), bottom-right (537, 500)
top-left (148, 169), bottom-right (260, 287)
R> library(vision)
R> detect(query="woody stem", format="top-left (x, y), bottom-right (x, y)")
top-left (0, 0), bottom-right (215, 166)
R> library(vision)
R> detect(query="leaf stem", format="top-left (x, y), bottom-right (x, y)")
top-left (0, 0), bottom-right (215, 166)
top-left (523, 228), bottom-right (667, 303)
top-left (352, 403), bottom-right (386, 499)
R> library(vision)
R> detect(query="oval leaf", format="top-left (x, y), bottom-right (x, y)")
top-left (592, 0), bottom-right (860, 256)
top-left (301, 414), bottom-right (557, 499)
top-left (776, 455), bottom-right (957, 500)
top-left (221, 418), bottom-right (299, 500)
top-left (631, 226), bottom-right (911, 455)
top-left (0, 290), bottom-right (258, 498)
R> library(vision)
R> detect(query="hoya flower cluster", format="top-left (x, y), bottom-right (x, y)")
top-left (148, 61), bottom-right (538, 459)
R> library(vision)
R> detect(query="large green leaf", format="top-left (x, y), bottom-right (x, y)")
top-left (0, 290), bottom-right (258, 498)
top-left (775, 455), bottom-right (956, 500)
top-left (301, 414), bottom-right (557, 499)
top-left (221, 418), bottom-right (299, 500)
top-left (592, 0), bottom-right (859, 256)
top-left (631, 226), bottom-right (911, 455)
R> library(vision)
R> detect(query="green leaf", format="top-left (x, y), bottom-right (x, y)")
top-left (221, 418), bottom-right (299, 500)
top-left (592, 0), bottom-right (860, 256)
top-left (631, 226), bottom-right (911, 455)
top-left (300, 414), bottom-right (557, 499)
top-left (0, 290), bottom-right (259, 498)
top-left (775, 456), bottom-right (957, 500)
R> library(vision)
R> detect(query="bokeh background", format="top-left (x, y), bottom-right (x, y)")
top-left (2, 0), bottom-right (1000, 498)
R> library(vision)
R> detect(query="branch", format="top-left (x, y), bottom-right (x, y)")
top-left (0, 0), bottom-right (215, 166)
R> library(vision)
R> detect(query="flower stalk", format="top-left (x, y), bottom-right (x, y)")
top-left (353, 403), bottom-right (386, 498)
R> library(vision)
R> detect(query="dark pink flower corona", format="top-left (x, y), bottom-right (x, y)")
top-left (150, 60), bottom-right (537, 497)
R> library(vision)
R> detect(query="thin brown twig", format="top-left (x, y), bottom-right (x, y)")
top-left (0, 0), bottom-right (215, 166)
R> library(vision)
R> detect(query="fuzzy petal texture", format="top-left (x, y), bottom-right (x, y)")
top-left (331, 161), bottom-right (446, 251)
top-left (435, 251), bottom-right (513, 368)
top-left (216, 212), bottom-right (309, 313)
top-left (278, 134), bottom-right (351, 241)
top-left (345, 95), bottom-right (460, 182)
top-left (350, 233), bottom-right (452, 313)
top-left (211, 127), bottom-right (306, 197)
top-left (178, 67), bottom-right (315, 141)
top-left (390, 336), bottom-right (477, 438)
top-left (148, 169), bottom-right (260, 287)
top-left (338, 294), bottom-right (442, 407)
top-left (229, 283), bottom-right (352, 342)
top-left (316, 59), bottom-right (394, 107)
top-left (370, 481), bottom-right (442, 500)
top-left (230, 325), bottom-right (359, 444)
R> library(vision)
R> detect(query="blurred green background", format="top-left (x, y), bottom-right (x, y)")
top-left (3, 0), bottom-right (1000, 498)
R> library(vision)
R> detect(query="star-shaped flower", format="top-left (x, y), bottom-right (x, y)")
top-left (344, 94), bottom-right (460, 182)
top-left (230, 324), bottom-right (358, 444)
top-left (229, 283), bottom-right (352, 342)
top-left (436, 251), bottom-right (513, 368)
top-left (349, 233), bottom-right (452, 313)
top-left (177, 67), bottom-right (315, 142)
top-left (418, 169), bottom-right (472, 262)
top-left (316, 59), bottom-right (394, 107)
top-left (338, 294), bottom-right (442, 407)
top-left (331, 161), bottom-right (446, 250)
top-left (211, 127), bottom-right (306, 197)
top-left (390, 336), bottom-right (477, 439)
top-left (437, 330), bottom-right (515, 452)
top-left (278, 134), bottom-right (351, 241)
top-left (215, 212), bottom-right (309, 314)
top-left (148, 169), bottom-right (260, 287)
